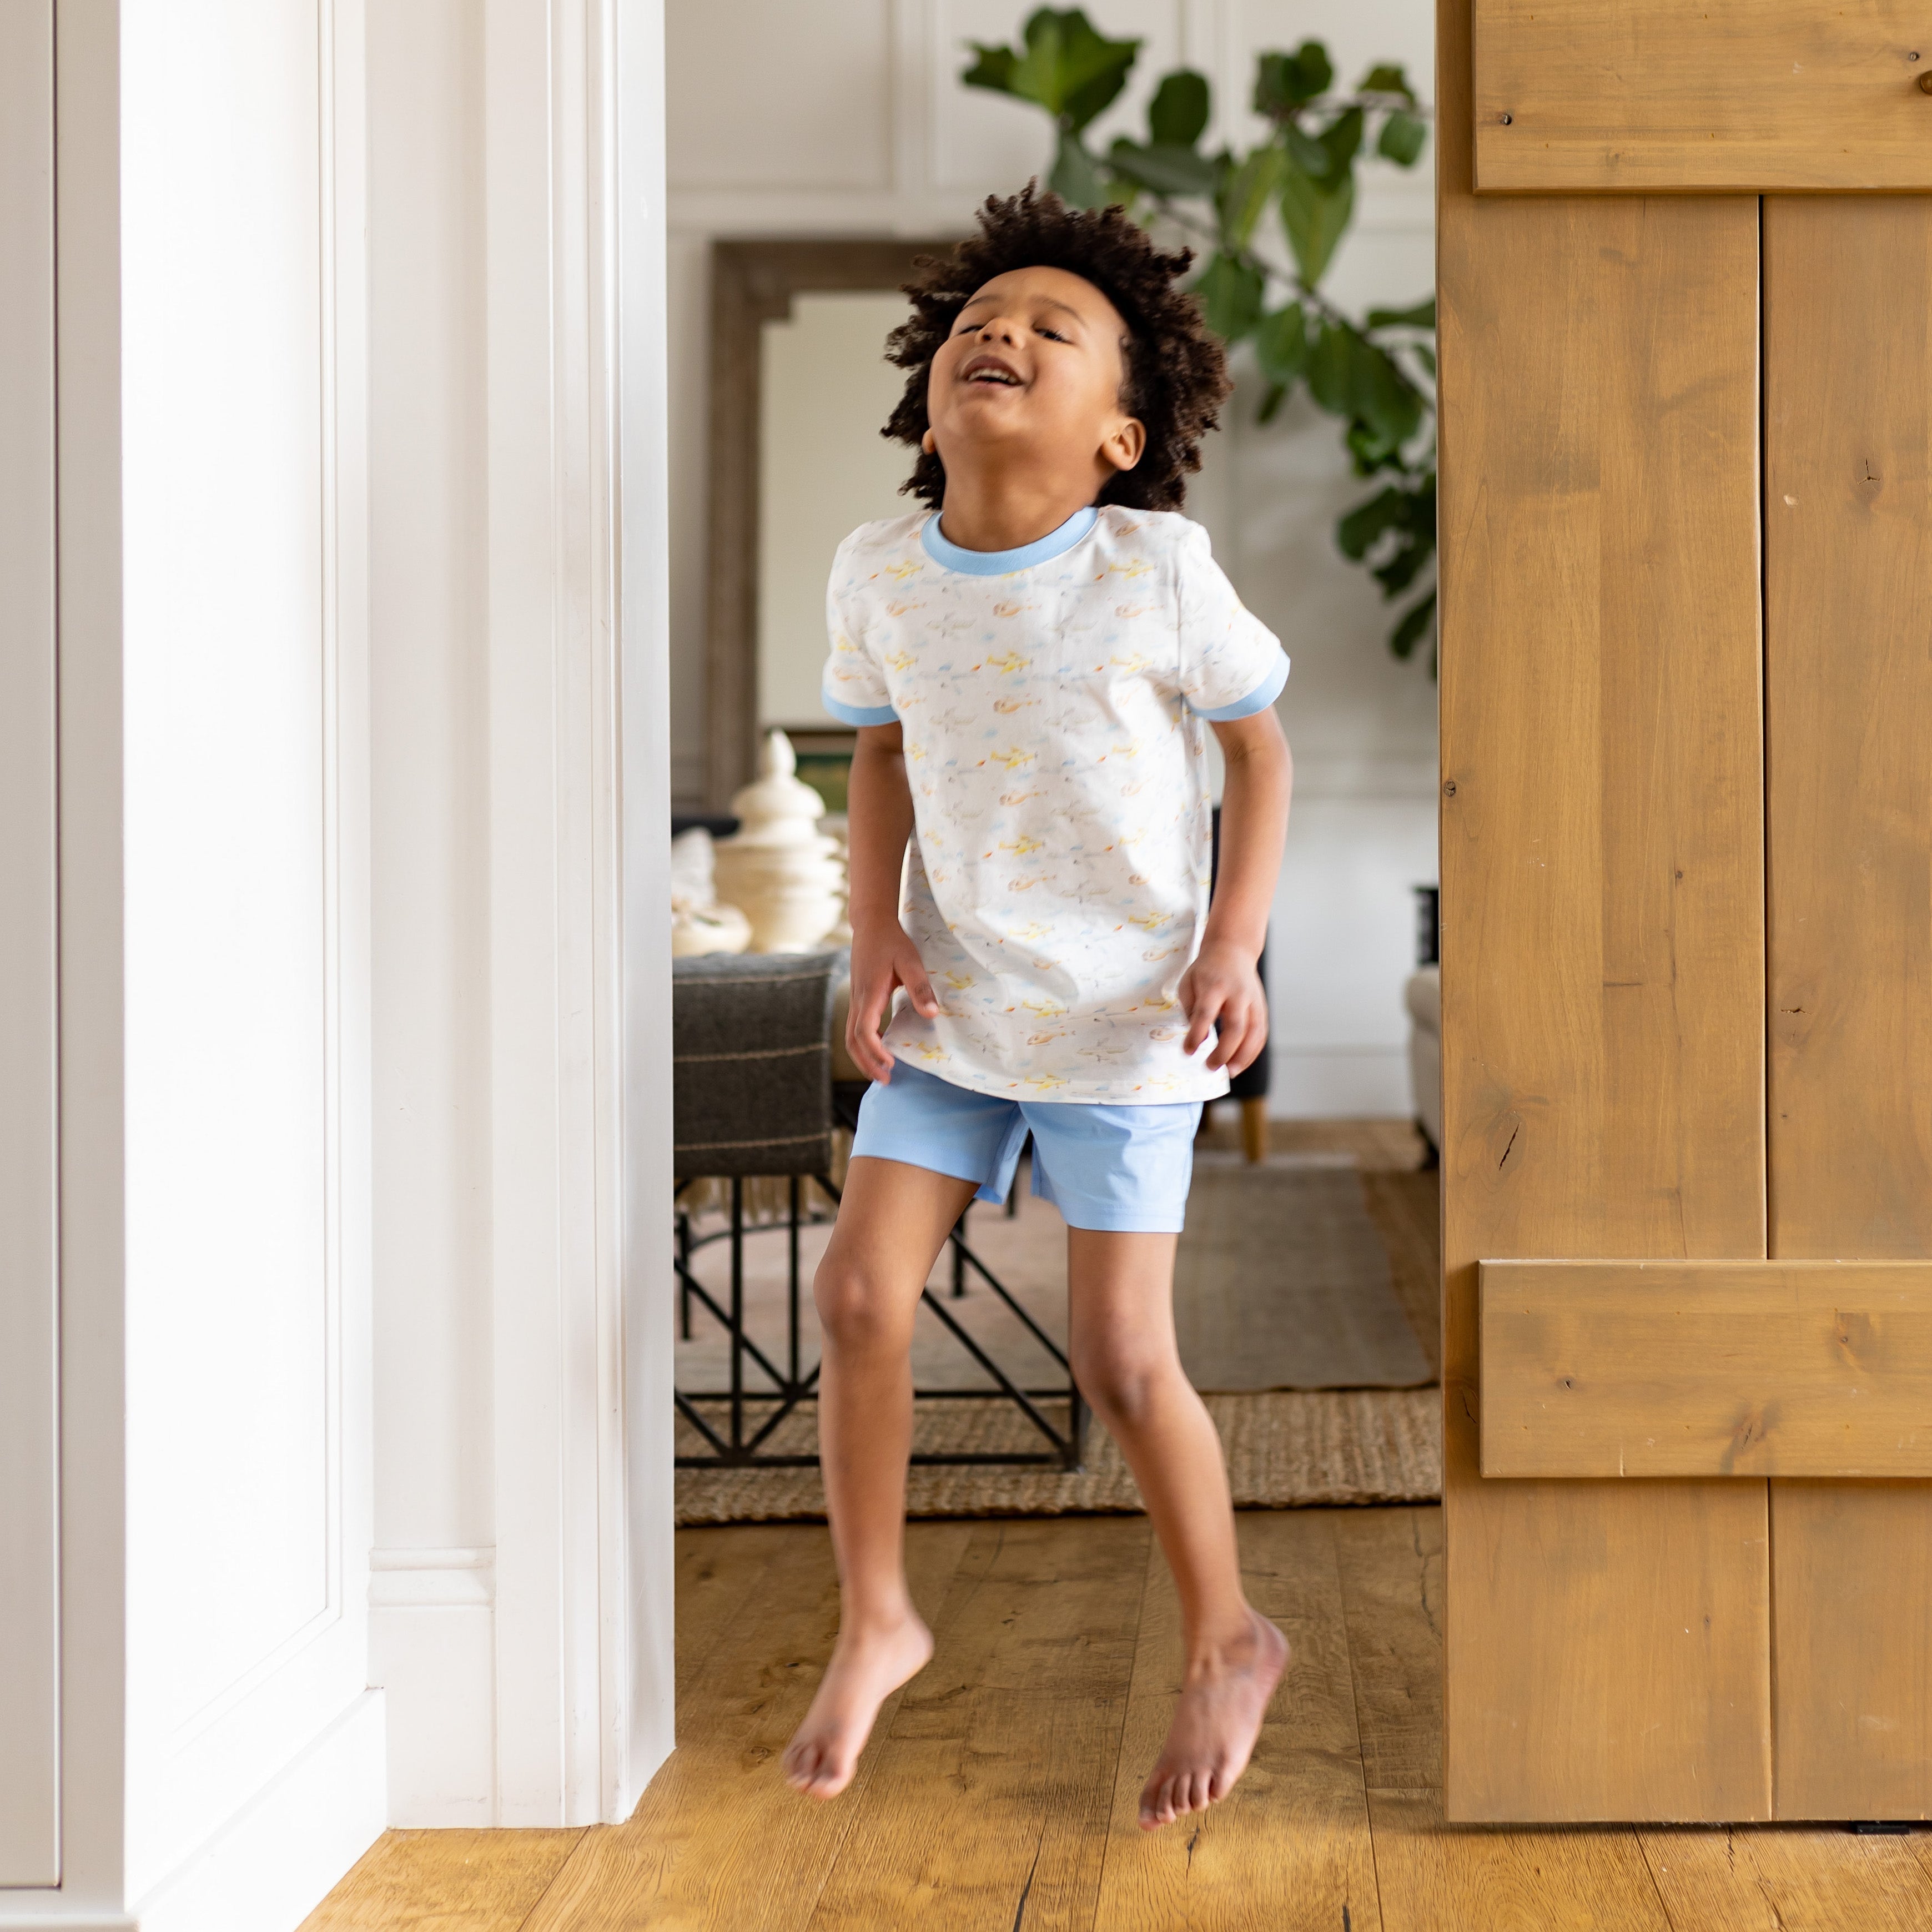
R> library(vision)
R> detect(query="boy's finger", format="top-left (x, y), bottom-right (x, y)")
top-left (902, 959), bottom-right (941, 1018)
top-left (848, 984), bottom-right (893, 1079)
top-left (1183, 988), bottom-right (1223, 1056)
top-left (1209, 1003), bottom-right (1254, 1072)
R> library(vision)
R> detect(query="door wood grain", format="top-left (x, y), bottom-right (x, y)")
top-left (1481, 1260), bottom-right (1932, 1478)
top-left (1439, 0), bottom-right (1773, 1821)
top-left (1764, 194), bottom-right (1932, 1821)
top-left (1473, 0), bottom-right (1932, 193)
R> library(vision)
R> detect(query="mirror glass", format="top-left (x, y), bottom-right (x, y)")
top-left (757, 291), bottom-right (913, 747)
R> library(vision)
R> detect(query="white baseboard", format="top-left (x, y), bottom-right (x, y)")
top-left (0, 1905), bottom-right (135, 1930)
top-left (130, 1690), bottom-right (385, 1932)
top-left (368, 1549), bottom-right (496, 1825)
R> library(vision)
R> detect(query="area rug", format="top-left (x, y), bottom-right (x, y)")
top-left (1173, 1156), bottom-right (1433, 1391)
top-left (674, 1122), bottom-right (1443, 1525)
top-left (676, 1156), bottom-right (1433, 1399)
top-left (673, 1387), bottom-right (1440, 1526)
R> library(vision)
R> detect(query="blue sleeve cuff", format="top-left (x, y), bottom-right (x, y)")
top-left (1190, 651), bottom-right (1290, 721)
top-left (821, 691), bottom-right (899, 728)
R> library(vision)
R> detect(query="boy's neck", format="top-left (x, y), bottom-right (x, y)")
top-left (933, 465), bottom-right (1109, 554)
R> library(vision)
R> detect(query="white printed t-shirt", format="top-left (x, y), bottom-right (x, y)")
top-left (821, 503), bottom-right (1289, 1104)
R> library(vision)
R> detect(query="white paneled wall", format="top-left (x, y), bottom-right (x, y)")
top-left (26, 3), bottom-right (389, 1927)
top-left (667, 0), bottom-right (1439, 1117)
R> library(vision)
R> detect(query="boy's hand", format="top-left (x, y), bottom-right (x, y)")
top-left (846, 921), bottom-right (940, 1083)
top-left (1178, 940), bottom-right (1269, 1076)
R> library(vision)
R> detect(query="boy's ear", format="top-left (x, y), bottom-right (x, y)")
top-left (1103, 416), bottom-right (1146, 475)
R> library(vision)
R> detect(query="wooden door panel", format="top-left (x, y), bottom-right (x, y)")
top-left (1764, 194), bottom-right (1932, 1819)
top-left (1474, 0), bottom-right (1932, 193)
top-left (1773, 1483), bottom-right (1932, 1817)
top-left (1481, 1260), bottom-right (1932, 1478)
top-left (1440, 0), bottom-right (1772, 1822)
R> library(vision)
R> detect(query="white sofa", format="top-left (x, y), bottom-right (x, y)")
top-left (1405, 964), bottom-right (1441, 1158)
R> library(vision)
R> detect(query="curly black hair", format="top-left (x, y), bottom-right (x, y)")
top-left (883, 185), bottom-right (1229, 514)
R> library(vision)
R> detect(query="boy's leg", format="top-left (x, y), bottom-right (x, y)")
top-left (782, 1153), bottom-right (977, 1799)
top-left (1066, 1227), bottom-right (1289, 1830)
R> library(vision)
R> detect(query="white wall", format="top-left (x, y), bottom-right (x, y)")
top-left (0, 0), bottom-right (61, 1888)
top-left (13, 4), bottom-right (389, 1928)
top-left (665, 0), bottom-right (1439, 1118)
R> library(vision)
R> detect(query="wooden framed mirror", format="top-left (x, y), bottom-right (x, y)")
top-left (704, 235), bottom-right (960, 809)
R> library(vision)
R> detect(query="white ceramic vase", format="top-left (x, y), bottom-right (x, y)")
top-left (711, 730), bottom-right (847, 953)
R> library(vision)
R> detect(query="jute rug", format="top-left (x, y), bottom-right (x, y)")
top-left (674, 1388), bottom-right (1440, 1525)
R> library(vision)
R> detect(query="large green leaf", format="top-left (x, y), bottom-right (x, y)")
top-left (1194, 251), bottom-right (1265, 343)
top-left (1252, 41), bottom-right (1334, 117)
top-left (1108, 137), bottom-right (1218, 198)
top-left (1377, 110), bottom-right (1427, 166)
top-left (1148, 68), bottom-right (1210, 145)
top-left (962, 43), bottom-right (1020, 94)
top-left (1337, 483), bottom-right (1412, 560)
top-left (1278, 163), bottom-right (1354, 286)
top-left (1050, 127), bottom-right (1109, 208)
top-left (1218, 144), bottom-right (1286, 250)
top-left (1254, 303), bottom-right (1309, 388)
top-left (1358, 62), bottom-right (1416, 104)
top-left (1017, 8), bottom-right (1142, 131)
top-left (1284, 123), bottom-right (1329, 177)
top-left (1389, 588), bottom-right (1437, 662)
top-left (1317, 106), bottom-right (1364, 184)
top-left (1366, 296), bottom-right (1436, 330)
top-left (1309, 320), bottom-right (1425, 459)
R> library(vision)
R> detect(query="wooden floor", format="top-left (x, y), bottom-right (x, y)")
top-left (308, 1505), bottom-right (1932, 1930)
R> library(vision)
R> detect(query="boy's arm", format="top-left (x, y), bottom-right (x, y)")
top-left (844, 722), bottom-right (939, 1083)
top-left (1180, 707), bottom-right (1293, 1075)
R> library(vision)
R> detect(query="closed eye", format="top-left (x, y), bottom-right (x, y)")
top-left (1036, 325), bottom-right (1070, 343)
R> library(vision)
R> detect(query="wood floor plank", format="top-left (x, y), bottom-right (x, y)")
top-left (1091, 1512), bottom-right (1383, 1931)
top-left (1368, 1789), bottom-right (1669, 1931)
top-left (674, 1523), bottom-right (796, 1699)
top-left (296, 1828), bottom-right (585, 1932)
top-left (1334, 1505), bottom-right (1443, 1793)
top-left (1641, 1827), bottom-right (1932, 1931)
top-left (803, 1515), bottom-right (1152, 1930)
top-left (523, 1520), bottom-right (976, 1931)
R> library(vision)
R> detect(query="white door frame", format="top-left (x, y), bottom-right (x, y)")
top-left (481, 0), bottom-right (673, 1825)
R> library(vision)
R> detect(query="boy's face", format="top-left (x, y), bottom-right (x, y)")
top-left (923, 266), bottom-right (1145, 489)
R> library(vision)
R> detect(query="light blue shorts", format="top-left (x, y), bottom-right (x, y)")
top-left (848, 1059), bottom-right (1203, 1234)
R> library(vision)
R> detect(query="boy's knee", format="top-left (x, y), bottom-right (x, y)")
top-left (813, 1259), bottom-right (912, 1352)
top-left (1071, 1335), bottom-right (1176, 1426)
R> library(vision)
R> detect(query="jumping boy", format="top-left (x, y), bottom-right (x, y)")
top-left (783, 188), bottom-right (1295, 1832)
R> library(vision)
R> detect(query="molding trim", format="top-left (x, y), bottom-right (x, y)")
top-left (483, 0), bottom-right (663, 1828)
top-left (368, 1548), bottom-right (496, 1611)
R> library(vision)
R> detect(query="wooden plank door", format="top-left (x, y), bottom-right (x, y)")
top-left (1438, 0), bottom-right (1932, 1821)
top-left (1763, 197), bottom-right (1932, 1819)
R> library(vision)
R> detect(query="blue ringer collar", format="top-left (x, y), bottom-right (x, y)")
top-left (921, 505), bottom-right (1098, 576)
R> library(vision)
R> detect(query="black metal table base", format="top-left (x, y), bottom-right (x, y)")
top-left (673, 1169), bottom-right (1088, 1472)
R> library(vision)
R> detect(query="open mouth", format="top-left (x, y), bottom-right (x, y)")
top-left (960, 354), bottom-right (1022, 388)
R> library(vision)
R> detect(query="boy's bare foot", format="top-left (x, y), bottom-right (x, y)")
top-left (1138, 1609), bottom-right (1289, 1830)
top-left (782, 1611), bottom-right (934, 1800)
